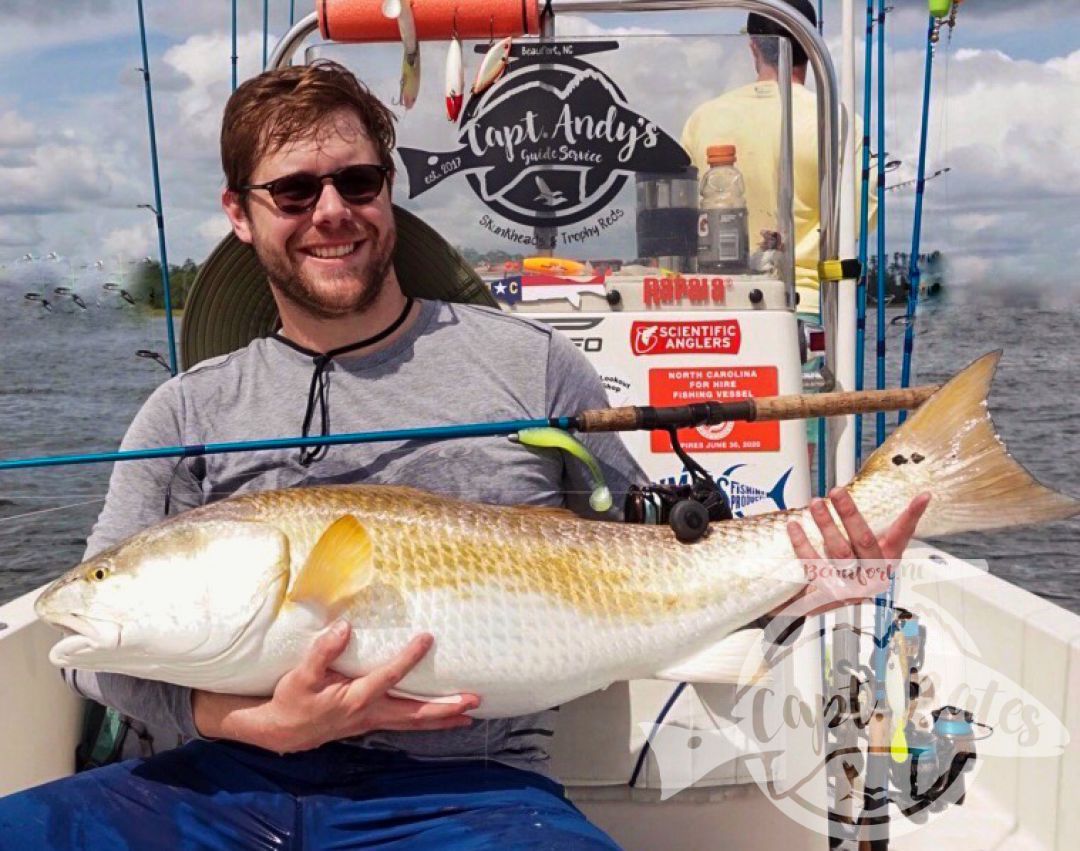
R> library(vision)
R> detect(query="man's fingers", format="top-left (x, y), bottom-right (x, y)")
top-left (879, 493), bottom-right (932, 559)
top-left (829, 488), bottom-right (883, 561)
top-left (786, 520), bottom-right (821, 563)
top-left (299, 620), bottom-right (352, 685)
top-left (390, 694), bottom-right (481, 721)
top-left (809, 498), bottom-right (855, 561)
top-left (350, 633), bottom-right (434, 703)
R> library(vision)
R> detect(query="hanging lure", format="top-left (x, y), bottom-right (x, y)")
top-left (887, 628), bottom-right (912, 762)
top-left (472, 36), bottom-right (513, 95)
top-left (445, 34), bottom-right (464, 121)
top-left (383, 0), bottom-right (421, 110)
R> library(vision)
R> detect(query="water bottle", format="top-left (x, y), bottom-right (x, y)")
top-left (697, 144), bottom-right (749, 273)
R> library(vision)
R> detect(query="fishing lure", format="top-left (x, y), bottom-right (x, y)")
top-left (472, 36), bottom-right (512, 95)
top-left (383, 0), bottom-right (420, 110)
top-left (445, 35), bottom-right (464, 121)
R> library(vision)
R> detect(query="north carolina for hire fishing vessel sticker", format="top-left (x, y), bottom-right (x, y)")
top-left (397, 41), bottom-right (690, 231)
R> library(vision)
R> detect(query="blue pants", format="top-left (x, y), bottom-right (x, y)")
top-left (0, 740), bottom-right (621, 850)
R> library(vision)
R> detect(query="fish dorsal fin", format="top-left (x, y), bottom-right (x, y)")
top-left (288, 515), bottom-right (375, 615)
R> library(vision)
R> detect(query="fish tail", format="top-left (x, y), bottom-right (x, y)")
top-left (851, 351), bottom-right (1079, 537)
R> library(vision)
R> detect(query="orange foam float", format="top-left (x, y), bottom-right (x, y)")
top-left (318, 0), bottom-right (541, 44)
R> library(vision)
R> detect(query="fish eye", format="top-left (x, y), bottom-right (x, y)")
top-left (86, 565), bottom-right (111, 582)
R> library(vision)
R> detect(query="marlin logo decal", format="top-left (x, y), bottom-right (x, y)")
top-left (660, 465), bottom-right (793, 518)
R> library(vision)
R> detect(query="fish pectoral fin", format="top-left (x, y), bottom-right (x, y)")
top-left (287, 515), bottom-right (375, 616)
top-left (654, 630), bottom-right (772, 686)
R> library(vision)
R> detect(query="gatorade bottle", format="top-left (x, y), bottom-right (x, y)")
top-left (697, 144), bottom-right (749, 273)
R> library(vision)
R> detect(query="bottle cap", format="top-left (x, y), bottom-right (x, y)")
top-left (707, 144), bottom-right (737, 165)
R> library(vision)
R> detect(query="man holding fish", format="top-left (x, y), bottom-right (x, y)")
top-left (0, 61), bottom-right (953, 849)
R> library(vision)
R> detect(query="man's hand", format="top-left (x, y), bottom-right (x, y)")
top-left (780, 488), bottom-right (931, 619)
top-left (192, 622), bottom-right (479, 753)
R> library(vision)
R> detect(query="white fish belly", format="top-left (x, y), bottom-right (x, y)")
top-left (332, 569), bottom-right (801, 718)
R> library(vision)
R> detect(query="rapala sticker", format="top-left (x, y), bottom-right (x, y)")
top-left (397, 41), bottom-right (689, 229)
top-left (631, 321), bottom-right (742, 356)
top-left (643, 276), bottom-right (731, 308)
top-left (649, 366), bottom-right (779, 452)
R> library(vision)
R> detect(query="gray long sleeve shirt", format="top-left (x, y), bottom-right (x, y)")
top-left (66, 299), bottom-right (645, 773)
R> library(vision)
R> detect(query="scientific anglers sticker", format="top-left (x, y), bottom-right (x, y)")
top-left (630, 320), bottom-right (742, 356)
top-left (649, 366), bottom-right (779, 452)
top-left (397, 40), bottom-right (690, 228)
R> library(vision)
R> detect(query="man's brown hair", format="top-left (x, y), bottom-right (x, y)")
top-left (221, 60), bottom-right (396, 192)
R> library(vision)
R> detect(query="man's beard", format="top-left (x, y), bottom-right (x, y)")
top-left (255, 224), bottom-right (396, 320)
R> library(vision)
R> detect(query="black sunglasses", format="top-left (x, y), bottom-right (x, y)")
top-left (239, 164), bottom-right (391, 215)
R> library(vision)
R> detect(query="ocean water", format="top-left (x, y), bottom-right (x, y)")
top-left (1, 290), bottom-right (1078, 613)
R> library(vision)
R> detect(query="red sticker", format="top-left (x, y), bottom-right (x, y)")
top-left (642, 276), bottom-right (730, 308)
top-left (650, 366), bottom-right (780, 452)
top-left (630, 320), bottom-right (741, 356)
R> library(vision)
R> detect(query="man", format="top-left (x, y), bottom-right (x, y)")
top-left (0, 61), bottom-right (924, 848)
top-left (681, 0), bottom-right (874, 319)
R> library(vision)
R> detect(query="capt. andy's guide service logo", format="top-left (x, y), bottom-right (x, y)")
top-left (397, 41), bottom-right (689, 228)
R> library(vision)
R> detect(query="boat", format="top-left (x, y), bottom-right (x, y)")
top-left (866, 251), bottom-right (946, 306)
top-left (1, 3), bottom-right (1077, 849)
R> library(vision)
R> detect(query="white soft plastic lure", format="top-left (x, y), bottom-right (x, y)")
top-left (472, 36), bottom-right (512, 95)
top-left (37, 354), bottom-right (1078, 718)
top-left (445, 35), bottom-right (464, 121)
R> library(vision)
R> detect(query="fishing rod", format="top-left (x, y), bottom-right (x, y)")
top-left (873, 0), bottom-right (888, 450)
top-left (896, 13), bottom-right (938, 427)
top-left (854, 0), bottom-right (874, 470)
top-left (231, 0), bottom-right (238, 91)
top-left (0, 384), bottom-right (941, 473)
top-left (136, 0), bottom-right (178, 376)
top-left (899, 7), bottom-right (956, 425)
top-left (263, 0), bottom-right (270, 69)
top-left (884, 167), bottom-right (949, 194)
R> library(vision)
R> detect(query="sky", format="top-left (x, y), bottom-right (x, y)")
top-left (0, 0), bottom-right (1078, 294)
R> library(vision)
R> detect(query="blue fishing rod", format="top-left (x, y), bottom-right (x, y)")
top-left (0, 386), bottom-right (939, 473)
top-left (873, 0), bottom-right (887, 448)
top-left (854, 0), bottom-right (875, 468)
top-left (899, 8), bottom-right (949, 425)
top-left (136, 0), bottom-right (178, 376)
top-left (290, 0), bottom-right (296, 26)
top-left (860, 2), bottom-right (894, 846)
top-left (263, 0), bottom-right (270, 69)
top-left (231, 0), bottom-right (238, 91)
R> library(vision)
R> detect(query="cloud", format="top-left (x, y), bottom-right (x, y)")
top-left (102, 223), bottom-right (152, 260)
top-left (875, 46), bottom-right (1080, 286)
top-left (0, 217), bottom-right (40, 248)
top-left (1, 15), bottom-right (1079, 293)
top-left (196, 214), bottom-right (231, 244)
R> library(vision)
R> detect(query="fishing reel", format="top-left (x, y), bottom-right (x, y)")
top-left (891, 705), bottom-right (988, 822)
top-left (624, 428), bottom-right (732, 543)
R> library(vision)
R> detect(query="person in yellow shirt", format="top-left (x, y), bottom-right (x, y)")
top-left (681, 0), bottom-right (874, 319)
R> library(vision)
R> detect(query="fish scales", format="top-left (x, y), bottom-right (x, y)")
top-left (36, 354), bottom-right (1080, 717)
